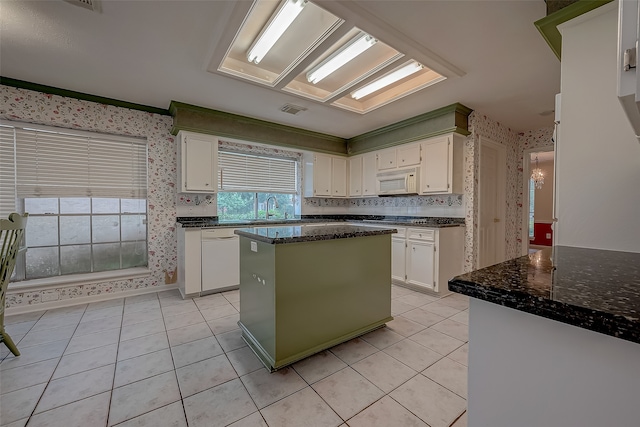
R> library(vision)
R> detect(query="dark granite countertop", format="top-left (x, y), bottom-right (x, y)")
top-left (234, 224), bottom-right (396, 244)
top-left (177, 215), bottom-right (464, 229)
top-left (449, 246), bottom-right (640, 344)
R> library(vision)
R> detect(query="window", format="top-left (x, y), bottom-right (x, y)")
top-left (217, 150), bottom-right (298, 221)
top-left (0, 121), bottom-right (148, 282)
top-left (529, 178), bottom-right (535, 239)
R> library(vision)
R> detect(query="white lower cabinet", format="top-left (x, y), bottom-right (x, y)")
top-left (391, 236), bottom-right (406, 282)
top-left (406, 240), bottom-right (436, 290)
top-left (177, 226), bottom-right (202, 298)
top-left (397, 226), bottom-right (465, 295)
top-left (177, 226), bottom-right (240, 298)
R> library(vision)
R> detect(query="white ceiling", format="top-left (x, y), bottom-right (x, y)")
top-left (0, 0), bottom-right (560, 139)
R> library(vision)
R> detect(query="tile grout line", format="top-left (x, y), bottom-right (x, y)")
top-left (22, 304), bottom-right (91, 425)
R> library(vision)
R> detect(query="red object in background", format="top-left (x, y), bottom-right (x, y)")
top-left (531, 222), bottom-right (553, 246)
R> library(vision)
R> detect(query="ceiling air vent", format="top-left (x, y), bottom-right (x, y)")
top-left (280, 104), bottom-right (307, 115)
top-left (64, 0), bottom-right (102, 13)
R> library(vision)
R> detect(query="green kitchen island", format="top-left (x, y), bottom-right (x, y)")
top-left (234, 224), bottom-right (395, 371)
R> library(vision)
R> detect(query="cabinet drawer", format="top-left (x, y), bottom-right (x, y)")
top-left (394, 227), bottom-right (406, 238)
top-left (407, 228), bottom-right (435, 241)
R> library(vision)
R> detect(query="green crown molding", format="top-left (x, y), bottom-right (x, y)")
top-left (535, 0), bottom-right (613, 60)
top-left (170, 101), bottom-right (348, 155)
top-left (346, 103), bottom-right (472, 155)
top-left (0, 77), bottom-right (170, 116)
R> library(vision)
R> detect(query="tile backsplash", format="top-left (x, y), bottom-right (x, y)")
top-left (302, 194), bottom-right (464, 217)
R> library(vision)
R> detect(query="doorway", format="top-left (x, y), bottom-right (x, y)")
top-left (521, 146), bottom-right (554, 255)
top-left (478, 136), bottom-right (506, 269)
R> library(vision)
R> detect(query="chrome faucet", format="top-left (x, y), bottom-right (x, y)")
top-left (266, 196), bottom-right (279, 219)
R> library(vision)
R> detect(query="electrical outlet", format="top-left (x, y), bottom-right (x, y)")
top-left (546, 233), bottom-right (551, 239)
top-left (251, 241), bottom-right (258, 252)
top-left (41, 290), bottom-right (59, 302)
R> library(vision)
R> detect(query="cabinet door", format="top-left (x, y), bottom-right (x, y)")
top-left (332, 157), bottom-right (347, 197)
top-left (406, 240), bottom-right (435, 290)
top-left (422, 136), bottom-right (451, 193)
top-left (377, 149), bottom-right (397, 171)
top-left (391, 237), bottom-right (406, 282)
top-left (313, 154), bottom-right (332, 196)
top-left (349, 156), bottom-right (363, 197)
top-left (397, 143), bottom-right (421, 168)
top-left (362, 152), bottom-right (377, 196)
top-left (182, 133), bottom-right (217, 193)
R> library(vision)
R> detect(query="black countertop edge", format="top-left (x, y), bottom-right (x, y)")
top-left (234, 224), bottom-right (396, 245)
top-left (449, 275), bottom-right (640, 345)
top-left (176, 215), bottom-right (465, 228)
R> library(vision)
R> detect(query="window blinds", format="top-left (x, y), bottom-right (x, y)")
top-left (0, 122), bottom-right (147, 214)
top-left (0, 126), bottom-right (17, 217)
top-left (218, 150), bottom-right (296, 194)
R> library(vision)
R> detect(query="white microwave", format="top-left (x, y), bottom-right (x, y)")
top-left (376, 168), bottom-right (419, 195)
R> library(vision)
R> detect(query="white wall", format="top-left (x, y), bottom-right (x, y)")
top-left (557, 3), bottom-right (640, 252)
top-left (468, 299), bottom-right (640, 427)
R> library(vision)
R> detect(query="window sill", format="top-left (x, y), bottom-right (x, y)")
top-left (7, 267), bottom-right (151, 293)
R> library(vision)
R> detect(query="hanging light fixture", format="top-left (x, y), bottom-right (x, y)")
top-left (531, 154), bottom-right (544, 190)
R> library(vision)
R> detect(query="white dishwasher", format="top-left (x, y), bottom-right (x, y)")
top-left (201, 228), bottom-right (240, 294)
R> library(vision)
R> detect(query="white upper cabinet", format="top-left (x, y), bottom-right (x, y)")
top-left (332, 157), bottom-right (347, 197)
top-left (304, 153), bottom-right (348, 198)
top-left (177, 131), bottom-right (218, 193)
top-left (348, 155), bottom-right (363, 197)
top-left (420, 133), bottom-right (464, 194)
top-left (313, 153), bottom-right (333, 196)
top-left (349, 152), bottom-right (377, 198)
top-left (376, 143), bottom-right (421, 172)
top-left (362, 152), bottom-right (378, 197)
top-left (377, 149), bottom-right (397, 171)
top-left (397, 143), bottom-right (422, 168)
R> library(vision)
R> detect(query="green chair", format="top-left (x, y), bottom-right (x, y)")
top-left (1, 212), bottom-right (28, 357)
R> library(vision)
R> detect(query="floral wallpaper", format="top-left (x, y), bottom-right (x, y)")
top-left (465, 112), bottom-right (554, 270)
top-left (1, 85), bottom-right (177, 309)
top-left (0, 84), bottom-right (554, 309)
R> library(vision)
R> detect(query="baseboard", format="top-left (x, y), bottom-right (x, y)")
top-left (5, 284), bottom-right (180, 316)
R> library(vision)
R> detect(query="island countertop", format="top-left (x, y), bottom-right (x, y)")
top-left (449, 246), bottom-right (640, 344)
top-left (234, 224), bottom-right (396, 244)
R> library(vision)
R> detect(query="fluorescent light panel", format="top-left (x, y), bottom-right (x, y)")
top-left (306, 33), bottom-right (377, 84)
top-left (351, 62), bottom-right (423, 100)
top-left (247, 0), bottom-right (307, 64)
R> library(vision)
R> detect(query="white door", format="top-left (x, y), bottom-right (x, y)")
top-left (406, 240), bottom-right (435, 290)
top-left (391, 237), bottom-right (406, 282)
top-left (478, 137), bottom-right (506, 268)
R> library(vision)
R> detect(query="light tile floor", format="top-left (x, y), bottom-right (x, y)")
top-left (0, 286), bottom-right (469, 427)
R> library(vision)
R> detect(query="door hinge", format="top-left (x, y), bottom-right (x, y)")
top-left (405, 242), bottom-right (408, 248)
top-left (434, 246), bottom-right (437, 252)
top-left (624, 47), bottom-right (637, 71)
top-left (447, 183), bottom-right (450, 189)
top-left (405, 274), bottom-right (407, 280)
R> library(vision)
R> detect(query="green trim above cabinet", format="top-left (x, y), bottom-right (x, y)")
top-left (170, 101), bottom-right (348, 155)
top-left (346, 103), bottom-right (472, 155)
top-left (170, 100), bottom-right (471, 156)
top-left (0, 77), bottom-right (170, 116)
top-left (535, 0), bottom-right (613, 60)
